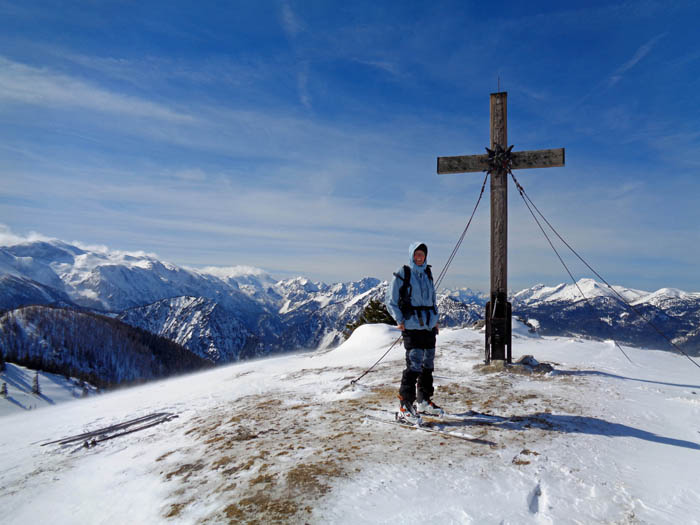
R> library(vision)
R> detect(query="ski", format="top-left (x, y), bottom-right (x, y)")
top-left (437, 410), bottom-right (506, 422)
top-left (363, 413), bottom-right (496, 445)
top-left (42, 412), bottom-right (178, 448)
top-left (72, 415), bottom-right (180, 451)
top-left (373, 407), bottom-right (504, 424)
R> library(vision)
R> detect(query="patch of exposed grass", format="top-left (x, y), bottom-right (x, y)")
top-left (254, 398), bottom-right (281, 410)
top-left (250, 472), bottom-right (276, 486)
top-left (155, 450), bottom-right (176, 462)
top-left (211, 455), bottom-right (235, 469)
top-left (165, 461), bottom-right (205, 482)
top-left (163, 500), bottom-right (192, 518)
top-left (285, 460), bottom-right (344, 496)
top-left (224, 495), bottom-right (300, 524)
top-left (169, 370), bottom-right (574, 524)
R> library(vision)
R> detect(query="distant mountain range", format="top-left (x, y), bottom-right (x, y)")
top-left (1, 239), bottom-right (698, 388)
top-left (512, 280), bottom-right (700, 354)
top-left (0, 240), bottom-right (391, 368)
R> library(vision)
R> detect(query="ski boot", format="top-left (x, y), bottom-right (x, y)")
top-left (417, 399), bottom-right (445, 417)
top-left (397, 398), bottom-right (423, 426)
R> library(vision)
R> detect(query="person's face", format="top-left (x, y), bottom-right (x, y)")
top-left (413, 249), bottom-right (426, 266)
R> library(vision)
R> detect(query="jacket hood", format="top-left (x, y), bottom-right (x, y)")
top-left (408, 241), bottom-right (428, 270)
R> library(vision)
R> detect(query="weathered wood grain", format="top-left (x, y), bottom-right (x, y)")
top-left (437, 148), bottom-right (564, 175)
top-left (434, 91), bottom-right (565, 364)
top-left (437, 154), bottom-right (489, 174)
top-left (511, 148), bottom-right (564, 169)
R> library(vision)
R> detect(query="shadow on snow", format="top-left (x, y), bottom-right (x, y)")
top-left (445, 412), bottom-right (700, 451)
top-left (553, 369), bottom-right (700, 391)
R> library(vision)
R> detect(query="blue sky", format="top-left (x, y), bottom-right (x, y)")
top-left (1, 1), bottom-right (699, 292)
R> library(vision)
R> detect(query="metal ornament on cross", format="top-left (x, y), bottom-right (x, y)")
top-left (437, 92), bottom-right (565, 364)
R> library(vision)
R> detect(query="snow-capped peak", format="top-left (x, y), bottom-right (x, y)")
top-left (197, 265), bottom-right (272, 280)
top-left (514, 278), bottom-right (648, 305)
top-left (632, 287), bottom-right (700, 307)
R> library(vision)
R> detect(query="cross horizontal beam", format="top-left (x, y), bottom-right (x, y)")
top-left (437, 148), bottom-right (565, 175)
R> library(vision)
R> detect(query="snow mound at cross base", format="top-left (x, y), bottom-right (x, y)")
top-left (314, 323), bottom-right (403, 368)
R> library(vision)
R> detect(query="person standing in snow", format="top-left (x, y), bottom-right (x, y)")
top-left (385, 242), bottom-right (443, 424)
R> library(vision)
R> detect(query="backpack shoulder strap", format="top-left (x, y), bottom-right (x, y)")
top-left (425, 265), bottom-right (437, 312)
top-left (393, 265), bottom-right (411, 282)
top-left (397, 265), bottom-right (414, 318)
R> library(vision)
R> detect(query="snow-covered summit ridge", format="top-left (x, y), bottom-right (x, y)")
top-left (0, 239), bottom-right (384, 312)
top-left (0, 240), bottom-right (277, 312)
top-left (3, 237), bottom-right (700, 359)
top-left (443, 287), bottom-right (488, 304)
top-left (511, 278), bottom-right (694, 306)
top-left (196, 264), bottom-right (274, 281)
top-left (3, 238), bottom-right (698, 311)
top-left (0, 239), bottom-right (392, 360)
top-left (2, 324), bottom-right (699, 524)
top-left (638, 287), bottom-right (700, 306)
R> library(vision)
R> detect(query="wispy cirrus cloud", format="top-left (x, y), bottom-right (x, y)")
top-left (296, 62), bottom-right (312, 109)
top-left (279, 1), bottom-right (305, 39)
top-left (50, 48), bottom-right (281, 93)
top-left (571, 32), bottom-right (667, 111)
top-left (0, 56), bottom-right (194, 122)
top-left (607, 32), bottom-right (667, 87)
top-left (352, 58), bottom-right (403, 80)
top-left (277, 2), bottom-right (314, 109)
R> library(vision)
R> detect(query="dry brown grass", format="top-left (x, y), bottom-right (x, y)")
top-left (158, 347), bottom-right (588, 523)
top-left (286, 460), bottom-right (343, 496)
top-left (164, 501), bottom-right (190, 518)
top-left (164, 461), bottom-right (205, 482)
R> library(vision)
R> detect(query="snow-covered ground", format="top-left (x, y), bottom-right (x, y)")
top-left (1, 323), bottom-right (699, 524)
top-left (0, 363), bottom-right (98, 415)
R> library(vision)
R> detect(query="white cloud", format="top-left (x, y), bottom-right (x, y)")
top-left (197, 265), bottom-right (270, 279)
top-left (352, 58), bottom-right (403, 80)
top-left (279, 2), bottom-right (304, 39)
top-left (0, 56), bottom-right (194, 122)
top-left (297, 65), bottom-right (312, 109)
top-left (0, 224), bottom-right (53, 246)
top-left (607, 33), bottom-right (666, 87)
top-left (571, 31), bottom-right (668, 108)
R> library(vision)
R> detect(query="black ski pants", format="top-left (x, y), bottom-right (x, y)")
top-left (398, 329), bottom-right (436, 405)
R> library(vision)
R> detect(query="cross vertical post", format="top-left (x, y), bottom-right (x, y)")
top-left (487, 92), bottom-right (510, 363)
top-left (437, 92), bottom-right (565, 364)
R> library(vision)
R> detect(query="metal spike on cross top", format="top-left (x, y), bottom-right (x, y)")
top-left (437, 92), bottom-right (565, 364)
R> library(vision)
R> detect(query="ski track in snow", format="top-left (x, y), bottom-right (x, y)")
top-left (1, 324), bottom-right (700, 524)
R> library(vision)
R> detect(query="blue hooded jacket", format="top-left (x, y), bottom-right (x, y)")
top-left (385, 241), bottom-right (438, 330)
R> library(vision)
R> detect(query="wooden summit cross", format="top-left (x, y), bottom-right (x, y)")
top-left (437, 92), bottom-right (565, 364)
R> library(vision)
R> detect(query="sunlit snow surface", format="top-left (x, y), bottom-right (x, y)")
top-left (1, 324), bottom-right (699, 524)
top-left (0, 364), bottom-right (97, 414)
